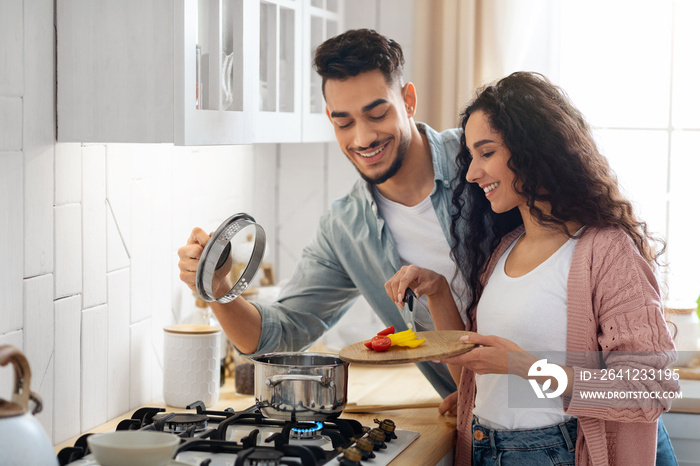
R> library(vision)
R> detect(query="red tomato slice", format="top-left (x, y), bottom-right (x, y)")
top-left (371, 335), bottom-right (392, 352)
top-left (364, 340), bottom-right (373, 349)
top-left (376, 325), bottom-right (395, 336)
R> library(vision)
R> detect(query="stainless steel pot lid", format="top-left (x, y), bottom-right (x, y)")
top-left (195, 213), bottom-right (266, 303)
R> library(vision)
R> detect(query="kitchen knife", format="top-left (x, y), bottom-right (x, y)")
top-left (403, 288), bottom-right (428, 315)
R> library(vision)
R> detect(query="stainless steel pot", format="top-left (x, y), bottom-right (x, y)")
top-left (250, 352), bottom-right (349, 421)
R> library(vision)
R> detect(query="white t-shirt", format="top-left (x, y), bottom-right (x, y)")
top-left (472, 232), bottom-right (577, 430)
top-left (374, 188), bottom-right (468, 327)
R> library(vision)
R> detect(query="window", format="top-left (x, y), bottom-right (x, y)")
top-left (557, 0), bottom-right (699, 303)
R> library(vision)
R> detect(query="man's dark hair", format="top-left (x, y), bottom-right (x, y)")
top-left (313, 29), bottom-right (404, 96)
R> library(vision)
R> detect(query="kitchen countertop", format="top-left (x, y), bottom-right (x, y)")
top-left (670, 379), bottom-right (700, 414)
top-left (53, 361), bottom-right (700, 464)
top-left (54, 362), bottom-right (455, 465)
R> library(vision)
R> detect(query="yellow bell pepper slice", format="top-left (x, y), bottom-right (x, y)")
top-left (397, 338), bottom-right (426, 348)
top-left (388, 330), bottom-right (416, 345)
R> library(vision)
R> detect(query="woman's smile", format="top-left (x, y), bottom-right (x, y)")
top-left (482, 181), bottom-right (500, 196)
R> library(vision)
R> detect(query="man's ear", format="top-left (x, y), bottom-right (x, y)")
top-left (402, 82), bottom-right (417, 118)
top-left (325, 106), bottom-right (333, 123)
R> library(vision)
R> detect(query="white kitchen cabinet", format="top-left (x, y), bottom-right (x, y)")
top-left (251, 0), bottom-right (303, 143)
top-left (302, 0), bottom-right (343, 142)
top-left (57, 0), bottom-right (343, 145)
top-left (174, 0), bottom-right (257, 145)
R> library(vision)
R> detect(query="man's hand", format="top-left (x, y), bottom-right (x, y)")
top-left (439, 391), bottom-right (459, 416)
top-left (177, 227), bottom-right (211, 292)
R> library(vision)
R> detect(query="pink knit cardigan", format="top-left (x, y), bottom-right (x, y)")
top-left (455, 226), bottom-right (679, 466)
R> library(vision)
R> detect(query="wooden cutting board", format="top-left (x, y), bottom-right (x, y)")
top-left (339, 330), bottom-right (475, 365)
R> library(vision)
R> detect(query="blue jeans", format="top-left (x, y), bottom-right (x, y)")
top-left (656, 417), bottom-right (678, 466)
top-left (472, 417), bottom-right (577, 465)
top-left (470, 417), bottom-right (675, 465)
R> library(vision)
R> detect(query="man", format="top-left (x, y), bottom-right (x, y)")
top-left (178, 29), bottom-right (466, 412)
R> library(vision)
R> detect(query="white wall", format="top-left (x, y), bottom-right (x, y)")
top-left (0, 0), bottom-right (412, 446)
top-left (1, 9), bottom-right (264, 438)
top-left (0, 0), bottom-right (263, 445)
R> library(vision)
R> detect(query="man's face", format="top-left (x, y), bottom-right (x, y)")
top-left (324, 70), bottom-right (413, 185)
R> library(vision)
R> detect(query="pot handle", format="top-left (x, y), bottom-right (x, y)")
top-left (0, 345), bottom-right (43, 416)
top-left (266, 373), bottom-right (335, 388)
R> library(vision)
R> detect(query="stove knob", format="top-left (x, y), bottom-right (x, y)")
top-left (368, 427), bottom-right (387, 450)
top-left (338, 445), bottom-right (363, 463)
top-left (373, 418), bottom-right (397, 441)
top-left (354, 437), bottom-right (376, 460)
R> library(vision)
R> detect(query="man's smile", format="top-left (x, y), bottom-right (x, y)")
top-left (353, 140), bottom-right (390, 162)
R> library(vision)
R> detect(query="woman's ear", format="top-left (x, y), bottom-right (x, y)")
top-left (402, 82), bottom-right (417, 118)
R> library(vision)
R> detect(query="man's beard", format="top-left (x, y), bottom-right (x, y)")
top-left (356, 135), bottom-right (410, 185)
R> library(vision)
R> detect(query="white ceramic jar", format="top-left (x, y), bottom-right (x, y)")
top-left (163, 324), bottom-right (221, 408)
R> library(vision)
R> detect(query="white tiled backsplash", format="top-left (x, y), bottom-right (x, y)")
top-left (0, 0), bottom-right (377, 446)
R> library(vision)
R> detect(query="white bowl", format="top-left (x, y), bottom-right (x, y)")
top-left (87, 431), bottom-right (180, 466)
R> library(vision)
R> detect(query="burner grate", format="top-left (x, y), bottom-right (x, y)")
top-left (56, 403), bottom-right (413, 466)
top-left (152, 412), bottom-right (209, 433)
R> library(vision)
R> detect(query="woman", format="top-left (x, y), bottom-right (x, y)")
top-left (385, 72), bottom-right (680, 465)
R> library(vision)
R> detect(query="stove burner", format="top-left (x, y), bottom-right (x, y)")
top-left (290, 421), bottom-right (324, 440)
top-left (237, 447), bottom-right (284, 466)
top-left (57, 404), bottom-right (388, 466)
top-left (152, 412), bottom-right (208, 433)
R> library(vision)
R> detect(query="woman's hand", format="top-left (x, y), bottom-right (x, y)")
top-left (385, 265), bottom-right (465, 334)
top-left (384, 264), bottom-right (450, 308)
top-left (440, 333), bottom-right (538, 378)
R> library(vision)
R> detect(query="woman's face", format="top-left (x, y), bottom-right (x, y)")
top-left (464, 110), bottom-right (523, 214)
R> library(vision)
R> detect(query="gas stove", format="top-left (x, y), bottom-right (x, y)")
top-left (57, 401), bottom-right (419, 466)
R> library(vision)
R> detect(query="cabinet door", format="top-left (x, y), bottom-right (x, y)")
top-left (57, 0), bottom-right (174, 144)
top-left (251, 0), bottom-right (304, 143)
top-left (175, 0), bottom-right (256, 145)
top-left (302, 0), bottom-right (344, 142)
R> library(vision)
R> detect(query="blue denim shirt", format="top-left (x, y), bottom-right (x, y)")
top-left (250, 123), bottom-right (463, 397)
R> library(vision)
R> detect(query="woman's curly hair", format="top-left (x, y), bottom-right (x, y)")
top-left (450, 72), bottom-right (665, 321)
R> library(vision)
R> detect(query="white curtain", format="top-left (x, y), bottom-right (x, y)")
top-left (412, 0), bottom-right (560, 131)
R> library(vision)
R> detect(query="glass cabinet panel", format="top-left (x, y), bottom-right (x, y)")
top-left (259, 2), bottom-right (296, 113)
top-left (253, 0), bottom-right (302, 142)
top-left (176, 0), bottom-right (254, 145)
top-left (279, 7), bottom-right (296, 112)
top-left (259, 2), bottom-right (277, 111)
top-left (308, 16), bottom-right (337, 115)
top-left (196, 0), bottom-right (244, 112)
top-left (222, 0), bottom-right (244, 111)
top-left (311, 0), bottom-right (338, 12)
